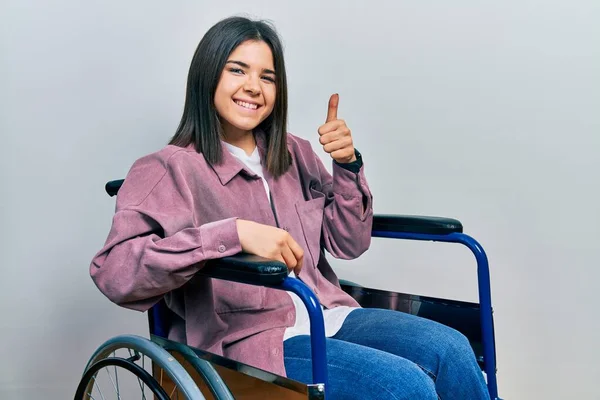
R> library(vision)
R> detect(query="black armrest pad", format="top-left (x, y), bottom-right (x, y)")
top-left (199, 253), bottom-right (289, 285)
top-left (373, 214), bottom-right (463, 235)
top-left (105, 179), bottom-right (124, 197)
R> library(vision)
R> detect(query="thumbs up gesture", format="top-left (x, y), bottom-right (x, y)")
top-left (318, 94), bottom-right (357, 164)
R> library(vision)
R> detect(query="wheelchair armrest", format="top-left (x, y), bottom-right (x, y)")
top-left (199, 253), bottom-right (289, 285)
top-left (373, 214), bottom-right (463, 235)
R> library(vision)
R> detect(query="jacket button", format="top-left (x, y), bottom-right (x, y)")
top-left (218, 245), bottom-right (226, 253)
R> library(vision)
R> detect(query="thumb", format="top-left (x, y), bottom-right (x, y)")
top-left (325, 93), bottom-right (339, 123)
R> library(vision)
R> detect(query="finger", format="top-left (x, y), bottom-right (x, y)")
top-left (280, 245), bottom-right (298, 271)
top-left (319, 128), bottom-right (350, 145)
top-left (287, 237), bottom-right (304, 273)
top-left (273, 253), bottom-right (287, 268)
top-left (318, 119), bottom-right (346, 136)
top-left (325, 93), bottom-right (339, 123)
top-left (323, 137), bottom-right (353, 154)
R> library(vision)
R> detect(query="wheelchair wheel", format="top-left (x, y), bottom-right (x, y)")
top-left (75, 334), bottom-right (205, 400)
top-left (74, 356), bottom-right (170, 399)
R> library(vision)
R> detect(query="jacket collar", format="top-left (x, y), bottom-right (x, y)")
top-left (208, 128), bottom-right (268, 186)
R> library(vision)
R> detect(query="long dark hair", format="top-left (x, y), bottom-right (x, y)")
top-left (169, 16), bottom-right (291, 177)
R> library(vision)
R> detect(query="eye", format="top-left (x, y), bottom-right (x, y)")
top-left (228, 68), bottom-right (244, 74)
top-left (261, 76), bottom-right (276, 83)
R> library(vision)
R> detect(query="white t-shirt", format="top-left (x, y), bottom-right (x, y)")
top-left (224, 142), bottom-right (356, 340)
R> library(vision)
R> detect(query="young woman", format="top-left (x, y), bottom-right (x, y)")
top-left (90, 16), bottom-right (490, 399)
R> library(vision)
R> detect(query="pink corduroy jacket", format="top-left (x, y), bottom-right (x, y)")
top-left (90, 130), bottom-right (374, 377)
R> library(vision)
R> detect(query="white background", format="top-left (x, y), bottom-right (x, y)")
top-left (1, 1), bottom-right (598, 398)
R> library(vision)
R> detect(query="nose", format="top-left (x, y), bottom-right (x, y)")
top-left (243, 74), bottom-right (261, 95)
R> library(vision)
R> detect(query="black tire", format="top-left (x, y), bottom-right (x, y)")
top-left (74, 357), bottom-right (171, 400)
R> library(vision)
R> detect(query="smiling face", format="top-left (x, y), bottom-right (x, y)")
top-left (214, 40), bottom-right (277, 140)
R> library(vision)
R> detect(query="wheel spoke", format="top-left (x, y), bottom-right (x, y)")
top-left (141, 354), bottom-right (150, 400)
top-left (104, 365), bottom-right (121, 400)
top-left (114, 364), bottom-right (119, 399)
top-left (92, 375), bottom-right (106, 400)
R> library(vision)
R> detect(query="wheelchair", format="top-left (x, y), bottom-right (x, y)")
top-left (74, 179), bottom-right (503, 399)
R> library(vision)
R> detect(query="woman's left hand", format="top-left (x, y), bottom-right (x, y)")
top-left (318, 94), bottom-right (357, 164)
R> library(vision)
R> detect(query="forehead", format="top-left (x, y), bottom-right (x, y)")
top-left (228, 40), bottom-right (274, 69)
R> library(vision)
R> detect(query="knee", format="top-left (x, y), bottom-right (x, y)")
top-left (429, 326), bottom-right (489, 398)
top-left (437, 326), bottom-right (478, 366)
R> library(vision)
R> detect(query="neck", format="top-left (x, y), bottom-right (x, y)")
top-left (222, 125), bottom-right (256, 156)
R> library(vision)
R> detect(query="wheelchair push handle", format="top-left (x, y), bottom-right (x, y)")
top-left (105, 179), bottom-right (124, 197)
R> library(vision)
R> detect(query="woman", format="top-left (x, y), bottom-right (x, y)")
top-left (90, 16), bottom-right (490, 399)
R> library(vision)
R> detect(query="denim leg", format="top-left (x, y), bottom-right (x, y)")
top-left (284, 335), bottom-right (437, 400)
top-left (332, 308), bottom-right (490, 400)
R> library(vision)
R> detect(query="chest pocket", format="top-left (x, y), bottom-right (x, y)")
top-left (295, 197), bottom-right (326, 267)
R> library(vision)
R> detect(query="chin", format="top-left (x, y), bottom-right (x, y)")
top-left (232, 122), bottom-right (259, 132)
top-left (230, 117), bottom-right (264, 132)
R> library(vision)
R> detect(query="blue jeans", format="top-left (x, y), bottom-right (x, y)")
top-left (283, 308), bottom-right (490, 399)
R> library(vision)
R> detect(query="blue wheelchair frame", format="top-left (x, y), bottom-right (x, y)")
top-left (149, 226), bottom-right (501, 399)
top-left (105, 180), bottom-right (501, 399)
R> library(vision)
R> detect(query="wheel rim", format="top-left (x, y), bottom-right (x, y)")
top-left (78, 335), bottom-right (204, 400)
top-left (75, 356), bottom-right (172, 400)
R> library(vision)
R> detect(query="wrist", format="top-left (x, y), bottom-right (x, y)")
top-left (335, 153), bottom-right (357, 164)
top-left (334, 149), bottom-right (363, 173)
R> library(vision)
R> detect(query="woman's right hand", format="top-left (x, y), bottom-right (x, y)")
top-left (236, 219), bottom-right (304, 275)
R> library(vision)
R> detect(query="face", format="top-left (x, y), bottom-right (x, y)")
top-left (214, 40), bottom-right (277, 139)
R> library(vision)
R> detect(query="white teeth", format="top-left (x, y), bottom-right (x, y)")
top-left (235, 100), bottom-right (258, 110)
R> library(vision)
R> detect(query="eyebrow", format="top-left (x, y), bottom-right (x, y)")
top-left (226, 60), bottom-right (276, 75)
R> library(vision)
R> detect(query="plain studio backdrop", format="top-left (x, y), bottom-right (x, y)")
top-left (1, 1), bottom-right (598, 399)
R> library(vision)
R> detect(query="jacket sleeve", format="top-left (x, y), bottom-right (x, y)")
top-left (311, 150), bottom-right (374, 260)
top-left (90, 153), bottom-right (242, 312)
